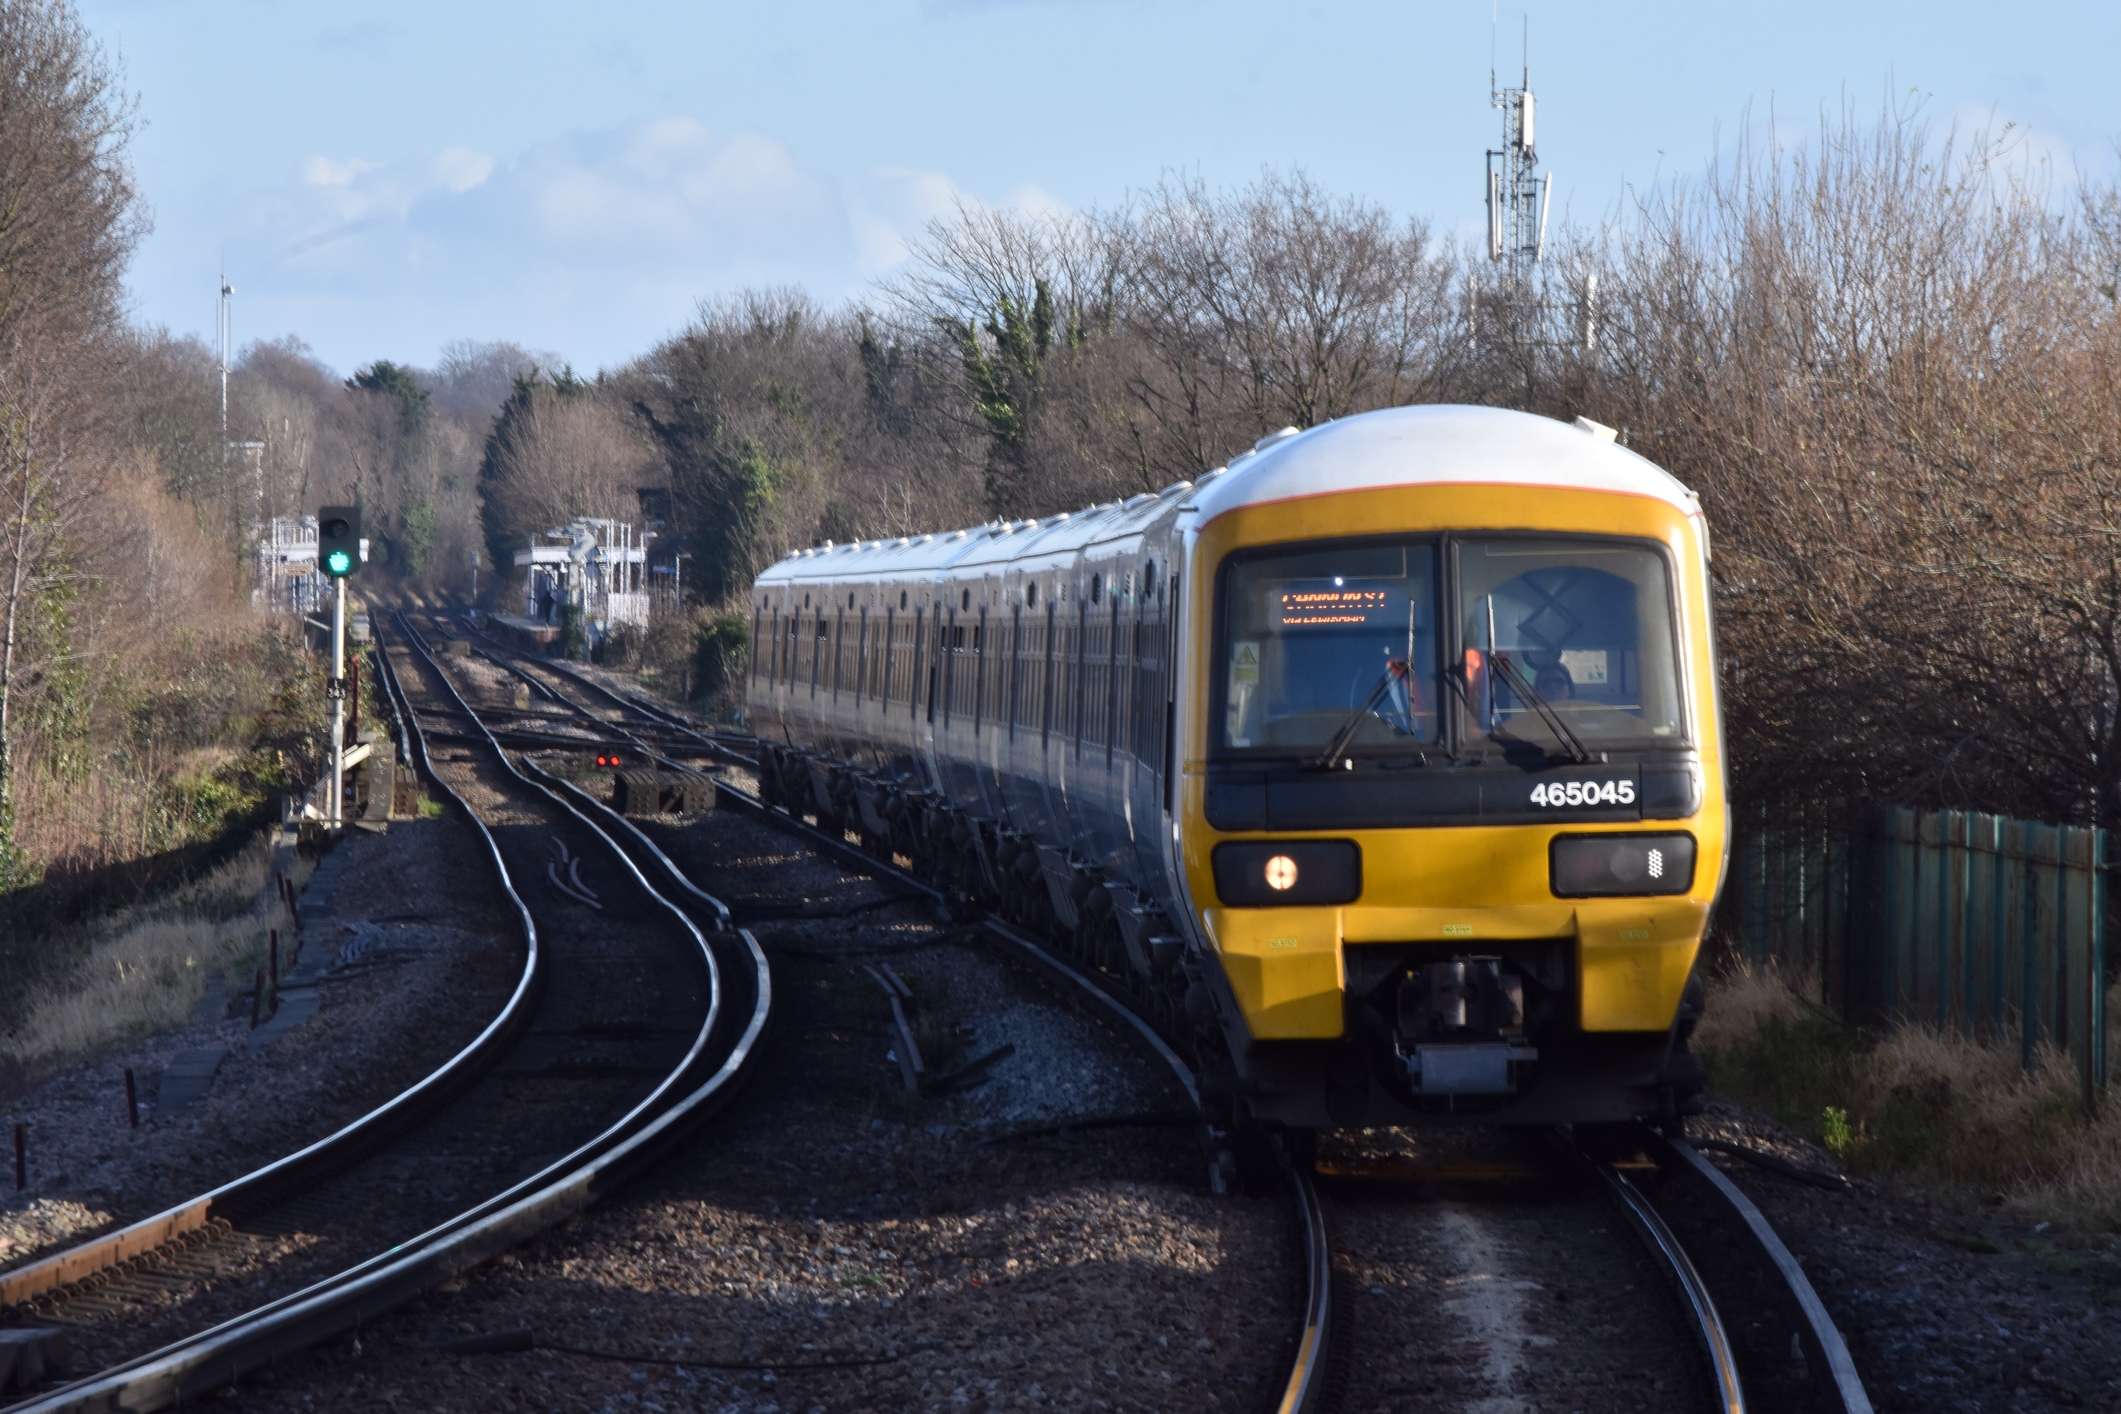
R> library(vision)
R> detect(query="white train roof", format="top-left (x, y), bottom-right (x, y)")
top-left (1182, 404), bottom-right (1699, 527)
top-left (755, 484), bottom-right (1191, 589)
top-left (755, 405), bottom-right (1696, 590)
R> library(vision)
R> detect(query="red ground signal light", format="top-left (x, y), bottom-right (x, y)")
top-left (595, 752), bottom-right (625, 768)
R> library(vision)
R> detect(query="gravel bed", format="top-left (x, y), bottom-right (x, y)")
top-left (6, 636), bottom-right (724, 1370)
top-left (0, 812), bottom-right (519, 1264)
top-left (1683, 1100), bottom-right (2121, 1412)
top-left (232, 803), bottom-right (1307, 1413)
top-left (1321, 1126), bottom-right (1713, 1414)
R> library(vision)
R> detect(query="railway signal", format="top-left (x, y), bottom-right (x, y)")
top-left (316, 504), bottom-right (362, 827)
top-left (318, 506), bottom-right (361, 578)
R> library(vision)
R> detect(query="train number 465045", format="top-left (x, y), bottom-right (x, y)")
top-left (1529, 779), bottom-right (1637, 807)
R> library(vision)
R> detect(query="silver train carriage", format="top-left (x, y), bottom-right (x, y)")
top-left (747, 405), bottom-right (1729, 1131)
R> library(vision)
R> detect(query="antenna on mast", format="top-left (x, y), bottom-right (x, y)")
top-left (217, 267), bottom-right (233, 458)
top-left (1484, 17), bottom-right (1553, 283)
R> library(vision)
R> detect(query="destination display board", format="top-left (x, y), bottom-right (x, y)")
top-left (1274, 584), bottom-right (1398, 629)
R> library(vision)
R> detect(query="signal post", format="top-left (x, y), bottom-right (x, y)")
top-left (317, 506), bottom-right (360, 828)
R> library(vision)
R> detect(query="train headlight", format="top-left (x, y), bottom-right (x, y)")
top-left (1212, 840), bottom-right (1360, 906)
top-left (1549, 833), bottom-right (1696, 897)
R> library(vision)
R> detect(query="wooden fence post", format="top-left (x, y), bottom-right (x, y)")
top-left (2022, 826), bottom-right (2041, 1074)
top-left (1988, 815), bottom-right (2007, 1037)
top-left (2093, 828), bottom-right (2108, 1108)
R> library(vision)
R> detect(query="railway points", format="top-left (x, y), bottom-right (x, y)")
top-left (416, 607), bottom-right (1880, 1414)
top-left (0, 613), bottom-right (765, 1412)
top-left (175, 614), bottom-right (1306, 1411)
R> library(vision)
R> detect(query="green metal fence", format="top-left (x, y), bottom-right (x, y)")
top-left (1729, 804), bottom-right (2109, 1109)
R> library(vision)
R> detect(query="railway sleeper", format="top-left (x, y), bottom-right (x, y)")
top-left (4, 1217), bottom-right (240, 1324)
top-left (756, 743), bottom-right (1218, 1117)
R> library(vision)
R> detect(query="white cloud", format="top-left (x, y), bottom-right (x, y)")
top-left (431, 146), bottom-right (495, 194)
top-left (1940, 102), bottom-right (2088, 193)
top-left (302, 155), bottom-right (381, 188)
top-left (518, 119), bottom-right (835, 253)
top-left (844, 165), bottom-right (967, 274)
top-left (237, 115), bottom-right (1090, 370)
top-left (1001, 181), bottom-right (1074, 221)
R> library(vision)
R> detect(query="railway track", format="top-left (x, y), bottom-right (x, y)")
top-left (427, 614), bottom-right (1875, 1414)
top-left (0, 622), bottom-right (768, 1413)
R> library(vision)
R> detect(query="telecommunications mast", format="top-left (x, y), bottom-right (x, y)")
top-left (217, 272), bottom-right (233, 455)
top-left (1486, 19), bottom-right (1553, 285)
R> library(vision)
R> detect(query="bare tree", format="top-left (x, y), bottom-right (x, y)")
top-left (483, 384), bottom-right (659, 565)
top-left (0, 0), bottom-right (140, 882)
top-left (884, 202), bottom-right (1127, 508)
top-left (1561, 103), bottom-right (2121, 825)
top-left (888, 174), bottom-right (1465, 514)
top-left (1128, 172), bottom-right (1461, 448)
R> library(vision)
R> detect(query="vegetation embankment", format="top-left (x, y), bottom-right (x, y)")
top-left (0, 628), bottom-right (337, 1091)
top-left (0, 832), bottom-right (318, 1089)
top-left (1697, 965), bottom-right (2121, 1231)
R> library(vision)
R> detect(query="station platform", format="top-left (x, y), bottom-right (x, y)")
top-left (487, 614), bottom-right (561, 650)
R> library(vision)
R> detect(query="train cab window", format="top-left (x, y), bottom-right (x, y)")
top-left (1457, 538), bottom-right (1683, 748)
top-left (1220, 540), bottom-right (1440, 751)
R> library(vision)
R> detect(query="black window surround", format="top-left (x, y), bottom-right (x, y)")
top-left (1209, 529), bottom-right (1694, 766)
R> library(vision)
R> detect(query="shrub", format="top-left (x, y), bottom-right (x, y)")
top-left (1697, 964), bottom-right (2121, 1228)
top-left (691, 611), bottom-right (749, 702)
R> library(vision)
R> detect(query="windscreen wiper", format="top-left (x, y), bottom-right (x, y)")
top-left (1312, 658), bottom-right (1411, 770)
top-left (1481, 594), bottom-right (1590, 764)
top-left (1489, 652), bottom-right (1592, 764)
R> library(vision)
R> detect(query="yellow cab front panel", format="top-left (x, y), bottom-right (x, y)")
top-left (1180, 475), bottom-right (1725, 1127)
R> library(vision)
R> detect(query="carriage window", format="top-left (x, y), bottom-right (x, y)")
top-left (1457, 539), bottom-right (1683, 747)
top-left (1219, 540), bottom-right (1440, 751)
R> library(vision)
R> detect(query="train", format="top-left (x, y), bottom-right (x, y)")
top-left (746, 404), bottom-right (1726, 1139)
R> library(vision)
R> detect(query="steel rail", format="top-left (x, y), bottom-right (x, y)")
top-left (1649, 1132), bottom-right (1873, 1414)
top-left (443, 619), bottom-right (753, 767)
top-left (478, 624), bottom-right (1865, 1414)
top-left (1577, 1147), bottom-right (1747, 1414)
top-left (438, 620), bottom-right (1341, 1414)
top-left (4, 622), bottom-right (768, 1412)
top-left (0, 628), bottom-right (548, 1319)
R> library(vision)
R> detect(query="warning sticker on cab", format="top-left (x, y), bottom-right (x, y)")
top-left (1231, 642), bottom-right (1260, 684)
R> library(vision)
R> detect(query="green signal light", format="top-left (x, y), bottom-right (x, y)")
top-left (325, 549), bottom-right (353, 575)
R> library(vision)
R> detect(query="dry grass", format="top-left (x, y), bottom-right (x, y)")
top-left (1698, 962), bottom-right (2121, 1230)
top-left (1691, 963), bottom-right (1808, 1052)
top-left (0, 829), bottom-right (310, 1070)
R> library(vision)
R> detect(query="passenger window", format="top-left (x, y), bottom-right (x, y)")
top-left (1457, 539), bottom-right (1683, 746)
top-left (1220, 541), bottom-right (1439, 751)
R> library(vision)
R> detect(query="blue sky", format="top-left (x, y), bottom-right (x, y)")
top-left (83, 0), bottom-right (2121, 377)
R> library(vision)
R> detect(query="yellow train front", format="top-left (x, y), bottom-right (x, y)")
top-left (748, 404), bottom-right (1726, 1132)
top-left (1178, 407), bottom-right (1726, 1129)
